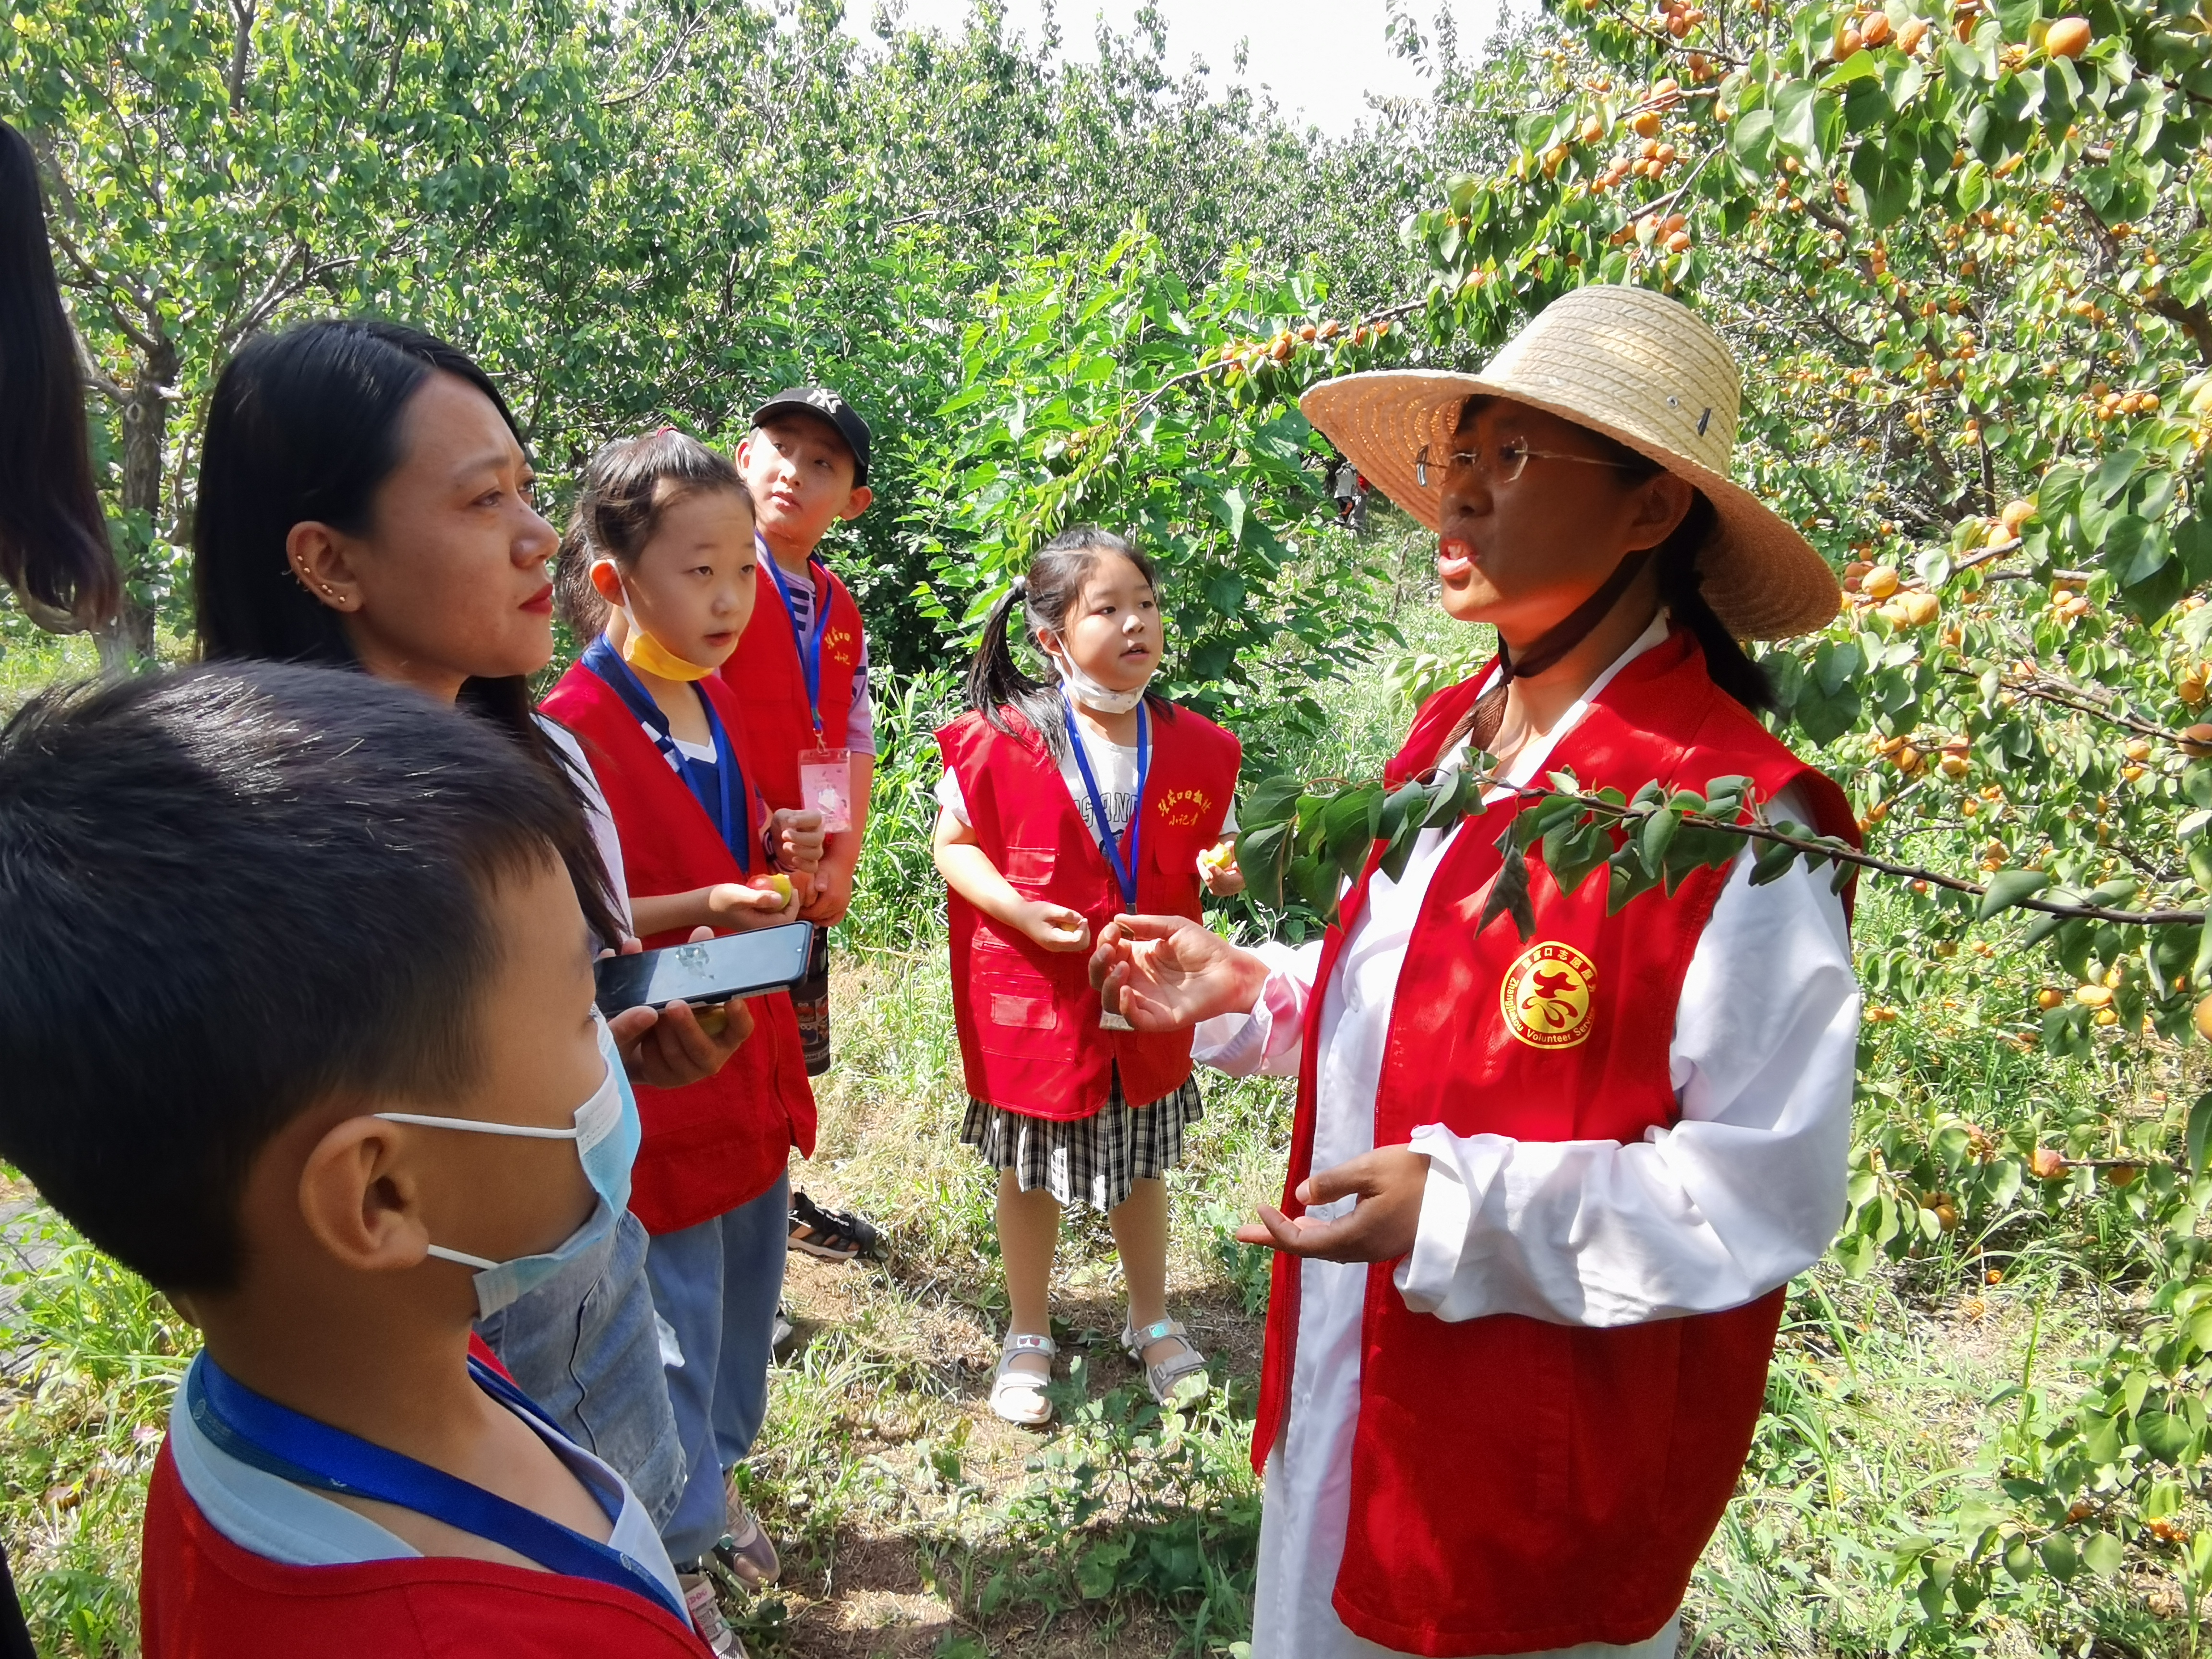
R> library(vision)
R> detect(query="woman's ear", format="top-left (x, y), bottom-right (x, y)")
top-left (285, 522), bottom-right (365, 613)
top-left (295, 1116), bottom-right (433, 1274)
top-left (1627, 472), bottom-right (1695, 553)
top-left (589, 559), bottom-right (627, 608)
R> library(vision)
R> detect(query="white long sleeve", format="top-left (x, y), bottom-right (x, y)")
top-left (1191, 939), bottom-right (1318, 1078)
top-left (1393, 821), bottom-right (1857, 1327)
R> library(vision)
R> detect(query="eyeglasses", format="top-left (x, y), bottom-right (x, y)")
top-left (1415, 438), bottom-right (1643, 489)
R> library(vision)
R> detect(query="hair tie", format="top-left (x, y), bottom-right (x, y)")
top-left (653, 423), bottom-right (676, 437)
top-left (1010, 575), bottom-right (1028, 599)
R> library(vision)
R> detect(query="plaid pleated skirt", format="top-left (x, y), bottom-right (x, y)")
top-left (960, 1071), bottom-right (1205, 1214)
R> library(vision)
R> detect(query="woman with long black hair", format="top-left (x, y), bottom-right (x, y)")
top-left (190, 319), bottom-right (747, 1605)
top-left (0, 113), bottom-right (122, 1659)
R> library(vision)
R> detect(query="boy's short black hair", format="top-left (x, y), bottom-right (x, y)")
top-left (0, 663), bottom-right (584, 1294)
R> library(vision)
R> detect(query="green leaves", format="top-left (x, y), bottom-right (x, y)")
top-left (1236, 764), bottom-right (1487, 918)
top-left (1849, 129), bottom-right (1922, 228)
top-left (1772, 81), bottom-right (1842, 168)
top-left (1977, 868), bottom-right (2052, 920)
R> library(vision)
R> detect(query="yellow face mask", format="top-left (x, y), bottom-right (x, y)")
top-left (620, 622), bottom-right (716, 683)
top-left (599, 559), bottom-right (717, 682)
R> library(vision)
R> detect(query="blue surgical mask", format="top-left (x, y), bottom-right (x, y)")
top-left (374, 1013), bottom-right (642, 1319)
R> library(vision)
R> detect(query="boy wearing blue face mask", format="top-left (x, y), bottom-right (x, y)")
top-left (0, 663), bottom-right (717, 1658)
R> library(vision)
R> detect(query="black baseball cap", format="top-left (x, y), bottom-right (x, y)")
top-left (752, 387), bottom-right (871, 487)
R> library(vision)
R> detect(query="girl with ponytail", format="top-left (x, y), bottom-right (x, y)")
top-left (932, 528), bottom-right (1244, 1426)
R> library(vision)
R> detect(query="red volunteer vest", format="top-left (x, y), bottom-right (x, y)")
top-left (541, 661), bottom-right (816, 1234)
top-left (141, 1343), bottom-right (711, 1659)
top-left (717, 552), bottom-right (864, 811)
top-left (1254, 630), bottom-right (1857, 1656)
top-left (938, 703), bottom-right (1240, 1120)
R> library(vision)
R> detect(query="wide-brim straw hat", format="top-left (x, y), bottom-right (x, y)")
top-left (1301, 285), bottom-right (1839, 639)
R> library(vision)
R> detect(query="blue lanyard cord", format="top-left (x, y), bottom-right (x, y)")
top-left (184, 1353), bottom-right (688, 1624)
top-left (760, 543), bottom-right (831, 737)
top-left (1062, 697), bottom-right (1150, 911)
top-left (582, 637), bottom-right (755, 875)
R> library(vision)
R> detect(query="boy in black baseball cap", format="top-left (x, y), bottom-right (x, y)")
top-left (725, 389), bottom-right (874, 1079)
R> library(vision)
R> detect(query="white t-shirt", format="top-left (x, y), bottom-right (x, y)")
top-left (539, 717), bottom-right (633, 938)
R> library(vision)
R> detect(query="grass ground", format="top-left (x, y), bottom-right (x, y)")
top-left (0, 586), bottom-right (2204, 1654)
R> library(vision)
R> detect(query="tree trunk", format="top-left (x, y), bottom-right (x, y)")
top-left (96, 335), bottom-right (176, 671)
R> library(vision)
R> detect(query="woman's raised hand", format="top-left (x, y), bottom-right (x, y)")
top-left (1088, 915), bottom-right (1270, 1031)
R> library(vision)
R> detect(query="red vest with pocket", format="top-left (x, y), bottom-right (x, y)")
top-left (938, 702), bottom-right (1239, 1120)
top-left (541, 660), bottom-right (815, 1233)
top-left (717, 553), bottom-right (864, 811)
top-left (1254, 630), bottom-right (1857, 1656)
top-left (140, 1342), bottom-right (712, 1659)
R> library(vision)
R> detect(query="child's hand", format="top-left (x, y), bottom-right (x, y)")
top-left (707, 879), bottom-right (797, 928)
top-left (799, 858), bottom-right (854, 926)
top-left (1018, 901), bottom-right (1092, 953)
top-left (1198, 837), bottom-right (1245, 897)
top-left (770, 808), bottom-right (826, 874)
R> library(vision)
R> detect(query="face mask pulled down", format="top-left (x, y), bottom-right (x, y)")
top-left (375, 1014), bottom-right (642, 1319)
top-left (599, 560), bottom-right (715, 682)
top-left (1042, 623), bottom-right (1153, 715)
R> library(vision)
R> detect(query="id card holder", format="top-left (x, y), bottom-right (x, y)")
top-left (798, 746), bottom-right (853, 832)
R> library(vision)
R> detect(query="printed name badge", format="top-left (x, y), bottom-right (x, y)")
top-left (799, 746), bottom-right (853, 832)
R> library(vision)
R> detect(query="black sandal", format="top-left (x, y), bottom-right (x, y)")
top-left (787, 1190), bottom-right (877, 1261)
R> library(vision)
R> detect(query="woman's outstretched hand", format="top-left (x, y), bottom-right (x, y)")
top-left (1233, 1146), bottom-right (1431, 1263)
top-left (1088, 914), bottom-right (1270, 1031)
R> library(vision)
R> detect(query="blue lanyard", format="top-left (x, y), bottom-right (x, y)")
top-left (184, 1352), bottom-right (688, 1624)
top-left (759, 540), bottom-right (831, 738)
top-left (1062, 697), bottom-right (1150, 910)
top-left (583, 636), bottom-right (754, 875)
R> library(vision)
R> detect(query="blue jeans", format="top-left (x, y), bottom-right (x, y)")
top-left (646, 1174), bottom-right (790, 1563)
top-left (476, 1207), bottom-right (685, 1527)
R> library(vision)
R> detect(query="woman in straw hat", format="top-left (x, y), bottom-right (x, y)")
top-left (1089, 285), bottom-right (1863, 1658)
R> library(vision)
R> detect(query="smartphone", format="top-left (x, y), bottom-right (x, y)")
top-left (594, 922), bottom-right (814, 1017)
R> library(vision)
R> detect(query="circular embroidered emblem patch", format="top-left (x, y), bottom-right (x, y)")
top-left (1499, 941), bottom-right (1598, 1050)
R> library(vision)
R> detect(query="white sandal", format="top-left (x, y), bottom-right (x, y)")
top-left (989, 1332), bottom-right (1057, 1426)
top-left (1123, 1317), bottom-right (1209, 1407)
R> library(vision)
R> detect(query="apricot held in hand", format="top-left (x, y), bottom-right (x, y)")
top-left (750, 873), bottom-right (794, 902)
